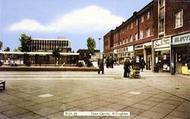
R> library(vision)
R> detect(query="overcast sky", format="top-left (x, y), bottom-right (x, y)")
top-left (0, 0), bottom-right (152, 51)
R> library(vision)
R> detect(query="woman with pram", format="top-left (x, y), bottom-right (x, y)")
top-left (130, 57), bottom-right (141, 78)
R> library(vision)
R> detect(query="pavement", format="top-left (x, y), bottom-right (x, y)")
top-left (0, 65), bottom-right (190, 119)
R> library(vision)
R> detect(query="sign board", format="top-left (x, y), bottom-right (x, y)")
top-left (172, 33), bottom-right (190, 45)
top-left (143, 42), bottom-right (152, 46)
top-left (113, 49), bottom-right (117, 54)
top-left (135, 44), bottom-right (143, 50)
top-left (154, 37), bottom-right (171, 48)
top-left (128, 46), bottom-right (134, 52)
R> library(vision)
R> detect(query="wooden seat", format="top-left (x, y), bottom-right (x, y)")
top-left (0, 80), bottom-right (5, 90)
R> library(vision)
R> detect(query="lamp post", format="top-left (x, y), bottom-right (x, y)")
top-left (98, 38), bottom-right (101, 59)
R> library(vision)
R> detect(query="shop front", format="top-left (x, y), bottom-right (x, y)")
top-left (143, 42), bottom-right (152, 70)
top-left (134, 44), bottom-right (144, 62)
top-left (134, 42), bottom-right (152, 70)
top-left (127, 46), bottom-right (134, 59)
top-left (154, 37), bottom-right (171, 72)
top-left (171, 32), bottom-right (190, 75)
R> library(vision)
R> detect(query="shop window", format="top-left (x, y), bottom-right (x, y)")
top-left (175, 10), bottom-right (183, 28)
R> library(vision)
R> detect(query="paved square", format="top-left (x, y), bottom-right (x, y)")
top-left (0, 65), bottom-right (190, 119)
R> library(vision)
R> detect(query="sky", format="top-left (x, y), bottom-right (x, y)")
top-left (0, 0), bottom-right (152, 52)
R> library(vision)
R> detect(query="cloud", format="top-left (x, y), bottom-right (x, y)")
top-left (8, 5), bottom-right (124, 33)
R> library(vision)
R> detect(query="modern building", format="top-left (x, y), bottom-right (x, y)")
top-left (0, 38), bottom-right (79, 65)
top-left (103, 0), bottom-right (190, 74)
top-left (29, 38), bottom-right (71, 52)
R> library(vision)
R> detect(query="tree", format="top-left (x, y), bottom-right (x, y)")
top-left (14, 47), bottom-right (22, 52)
top-left (19, 33), bottom-right (31, 66)
top-left (52, 47), bottom-right (61, 65)
top-left (4, 47), bottom-right (10, 51)
top-left (0, 41), bottom-right (2, 50)
top-left (19, 33), bottom-right (31, 52)
top-left (87, 37), bottom-right (96, 55)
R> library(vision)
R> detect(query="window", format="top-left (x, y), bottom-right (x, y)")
top-left (135, 33), bottom-right (138, 40)
top-left (135, 19), bottom-right (138, 26)
top-left (125, 39), bottom-right (128, 43)
top-left (175, 10), bottom-right (183, 28)
top-left (126, 26), bottom-right (128, 31)
top-left (147, 12), bottom-right (150, 19)
top-left (159, 19), bottom-right (164, 33)
top-left (131, 22), bottom-right (133, 29)
top-left (159, 0), bottom-right (165, 7)
top-left (140, 30), bottom-right (144, 39)
top-left (129, 35), bottom-right (133, 42)
top-left (145, 28), bottom-right (151, 37)
top-left (141, 16), bottom-right (144, 23)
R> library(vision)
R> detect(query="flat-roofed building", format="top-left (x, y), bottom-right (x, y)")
top-left (0, 38), bottom-right (79, 66)
top-left (29, 38), bottom-right (71, 52)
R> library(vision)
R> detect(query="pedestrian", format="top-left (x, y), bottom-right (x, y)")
top-left (111, 57), bottom-right (114, 68)
top-left (140, 58), bottom-right (146, 72)
top-left (105, 57), bottom-right (109, 68)
top-left (98, 59), bottom-right (104, 74)
top-left (124, 58), bottom-right (131, 78)
top-left (131, 57), bottom-right (136, 67)
top-left (109, 57), bottom-right (114, 68)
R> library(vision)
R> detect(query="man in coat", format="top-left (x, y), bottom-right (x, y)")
top-left (98, 59), bottom-right (104, 74)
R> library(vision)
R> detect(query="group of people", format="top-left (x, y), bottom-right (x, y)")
top-left (97, 57), bottom-right (146, 77)
top-left (105, 56), bottom-right (115, 68)
top-left (123, 58), bottom-right (146, 78)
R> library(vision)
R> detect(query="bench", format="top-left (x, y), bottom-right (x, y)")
top-left (0, 80), bottom-right (5, 90)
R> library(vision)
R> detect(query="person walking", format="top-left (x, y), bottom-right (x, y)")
top-left (124, 58), bottom-right (131, 78)
top-left (98, 59), bottom-right (104, 74)
top-left (110, 57), bottom-right (114, 68)
top-left (140, 58), bottom-right (146, 72)
top-left (105, 57), bottom-right (109, 68)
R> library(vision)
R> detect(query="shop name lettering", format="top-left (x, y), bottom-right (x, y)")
top-left (174, 35), bottom-right (190, 44)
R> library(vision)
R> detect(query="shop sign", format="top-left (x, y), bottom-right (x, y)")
top-left (135, 44), bottom-right (143, 50)
top-left (143, 42), bottom-right (152, 48)
top-left (172, 33), bottom-right (190, 45)
top-left (154, 37), bottom-right (171, 48)
top-left (128, 46), bottom-right (134, 52)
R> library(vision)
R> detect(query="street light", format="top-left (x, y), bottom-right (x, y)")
top-left (98, 38), bottom-right (101, 59)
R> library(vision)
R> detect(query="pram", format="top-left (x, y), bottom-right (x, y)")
top-left (129, 64), bottom-right (141, 78)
